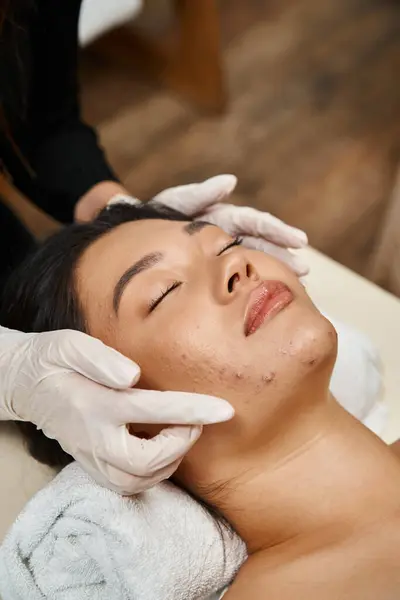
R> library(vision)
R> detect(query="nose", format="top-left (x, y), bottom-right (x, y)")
top-left (218, 252), bottom-right (259, 303)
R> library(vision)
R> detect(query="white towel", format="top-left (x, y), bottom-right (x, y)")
top-left (0, 463), bottom-right (247, 600)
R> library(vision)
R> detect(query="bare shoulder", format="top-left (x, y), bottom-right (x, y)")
top-left (224, 523), bottom-right (400, 600)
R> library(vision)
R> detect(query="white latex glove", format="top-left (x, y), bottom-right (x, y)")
top-left (109, 175), bottom-right (309, 276)
top-left (153, 175), bottom-right (309, 276)
top-left (0, 327), bottom-right (234, 494)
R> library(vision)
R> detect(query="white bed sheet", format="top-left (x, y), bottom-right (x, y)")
top-left (299, 247), bottom-right (400, 443)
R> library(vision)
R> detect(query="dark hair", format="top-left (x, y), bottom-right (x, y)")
top-left (1, 0), bottom-right (36, 172)
top-left (0, 202), bottom-right (189, 466)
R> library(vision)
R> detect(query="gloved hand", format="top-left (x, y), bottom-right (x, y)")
top-left (108, 175), bottom-right (309, 276)
top-left (0, 327), bottom-right (234, 494)
top-left (153, 175), bottom-right (309, 276)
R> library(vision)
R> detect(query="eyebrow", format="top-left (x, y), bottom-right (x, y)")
top-left (113, 252), bottom-right (162, 313)
top-left (112, 221), bottom-right (215, 314)
top-left (183, 220), bottom-right (213, 235)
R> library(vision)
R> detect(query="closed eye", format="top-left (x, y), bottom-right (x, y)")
top-left (149, 281), bottom-right (181, 313)
top-left (217, 236), bottom-right (243, 256)
top-left (148, 236), bottom-right (243, 313)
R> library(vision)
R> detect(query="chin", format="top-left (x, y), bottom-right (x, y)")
top-left (271, 301), bottom-right (338, 372)
top-left (289, 312), bottom-right (338, 378)
top-left (246, 314), bottom-right (337, 436)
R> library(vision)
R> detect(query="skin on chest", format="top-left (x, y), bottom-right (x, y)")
top-left (226, 517), bottom-right (400, 600)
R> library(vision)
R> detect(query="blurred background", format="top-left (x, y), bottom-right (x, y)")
top-left (4, 0), bottom-right (400, 296)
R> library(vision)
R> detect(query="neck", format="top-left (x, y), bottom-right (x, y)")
top-left (209, 396), bottom-right (400, 554)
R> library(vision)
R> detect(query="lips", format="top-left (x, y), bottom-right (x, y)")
top-left (244, 280), bottom-right (294, 336)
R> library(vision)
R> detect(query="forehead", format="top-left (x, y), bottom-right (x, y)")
top-left (74, 218), bottom-right (226, 335)
top-left (80, 219), bottom-right (188, 272)
top-left (75, 218), bottom-right (222, 305)
top-left (75, 219), bottom-right (186, 329)
top-left (78, 218), bottom-right (226, 272)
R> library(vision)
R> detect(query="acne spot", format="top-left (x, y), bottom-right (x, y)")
top-left (262, 372), bottom-right (276, 384)
top-left (235, 371), bottom-right (244, 380)
top-left (181, 353), bottom-right (187, 360)
top-left (299, 350), bottom-right (320, 366)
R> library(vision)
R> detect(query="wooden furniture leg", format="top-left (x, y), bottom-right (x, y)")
top-left (91, 0), bottom-right (227, 113)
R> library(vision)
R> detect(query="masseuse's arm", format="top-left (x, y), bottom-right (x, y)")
top-left (23, 0), bottom-right (310, 259)
top-left (8, 0), bottom-right (124, 223)
top-left (6, 0), bottom-right (312, 252)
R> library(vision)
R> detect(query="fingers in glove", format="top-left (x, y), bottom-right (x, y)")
top-left (45, 330), bottom-right (140, 389)
top-left (84, 459), bottom-right (184, 495)
top-left (152, 175), bottom-right (237, 216)
top-left (115, 424), bottom-right (202, 479)
top-left (112, 389), bottom-right (234, 426)
top-left (222, 207), bottom-right (308, 248)
top-left (241, 236), bottom-right (310, 276)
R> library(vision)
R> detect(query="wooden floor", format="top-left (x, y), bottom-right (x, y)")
top-left (80, 0), bottom-right (400, 277)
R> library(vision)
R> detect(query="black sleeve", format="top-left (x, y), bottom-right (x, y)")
top-left (25, 0), bottom-right (119, 223)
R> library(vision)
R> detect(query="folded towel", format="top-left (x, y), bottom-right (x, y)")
top-left (0, 463), bottom-right (247, 600)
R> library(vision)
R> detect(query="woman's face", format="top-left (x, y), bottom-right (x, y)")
top-left (76, 218), bottom-right (337, 460)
